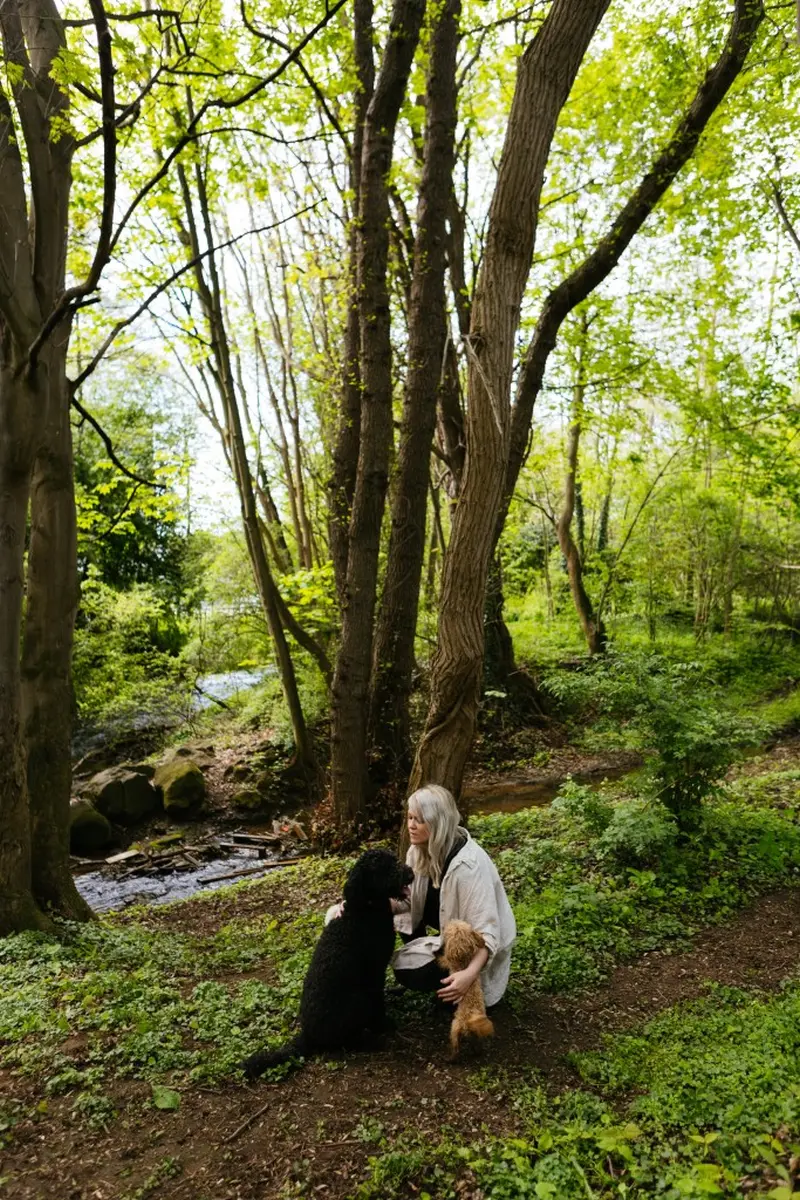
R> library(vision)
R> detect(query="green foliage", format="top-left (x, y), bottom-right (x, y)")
top-left (358, 983), bottom-right (800, 1198)
top-left (471, 780), bottom-right (800, 995)
top-left (543, 649), bottom-right (765, 825)
top-left (596, 798), bottom-right (678, 867)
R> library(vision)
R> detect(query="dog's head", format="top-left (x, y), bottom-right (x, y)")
top-left (442, 920), bottom-right (486, 969)
top-left (343, 848), bottom-right (414, 912)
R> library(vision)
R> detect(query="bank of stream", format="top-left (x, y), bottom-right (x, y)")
top-left (73, 761), bottom-right (642, 913)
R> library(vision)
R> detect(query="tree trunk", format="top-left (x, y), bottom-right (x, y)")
top-left (0, 358), bottom-right (48, 934)
top-left (328, 0), bottom-right (374, 603)
top-left (368, 0), bottom-right (461, 784)
top-left (410, 0), bottom-right (610, 796)
top-left (22, 336), bottom-right (92, 919)
top-left (330, 0), bottom-right (427, 824)
top-left (175, 153), bottom-right (316, 770)
top-left (557, 397), bottom-right (606, 656)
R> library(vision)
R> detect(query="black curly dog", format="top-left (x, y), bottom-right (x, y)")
top-left (241, 848), bottom-right (413, 1079)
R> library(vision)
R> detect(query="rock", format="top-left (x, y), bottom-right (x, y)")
top-left (231, 788), bottom-right (265, 812)
top-left (79, 765), bottom-right (159, 825)
top-left (153, 758), bottom-right (207, 817)
top-left (70, 799), bottom-right (112, 855)
top-left (224, 761), bottom-right (253, 782)
top-left (160, 744), bottom-right (215, 771)
top-left (253, 770), bottom-right (274, 796)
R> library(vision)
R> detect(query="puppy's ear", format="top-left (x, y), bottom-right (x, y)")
top-left (471, 929), bottom-right (486, 951)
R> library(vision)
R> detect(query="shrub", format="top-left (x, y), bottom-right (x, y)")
top-left (596, 798), bottom-right (677, 868)
top-left (551, 779), bottom-right (614, 837)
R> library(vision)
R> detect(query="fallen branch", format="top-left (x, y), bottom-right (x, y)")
top-left (219, 1098), bottom-right (277, 1144)
top-left (202, 858), bottom-right (300, 884)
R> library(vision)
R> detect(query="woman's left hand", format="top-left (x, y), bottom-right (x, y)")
top-left (437, 968), bottom-right (474, 1004)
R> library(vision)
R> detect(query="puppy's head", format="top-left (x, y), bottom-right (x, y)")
top-left (442, 920), bottom-right (486, 968)
top-left (343, 848), bottom-right (414, 912)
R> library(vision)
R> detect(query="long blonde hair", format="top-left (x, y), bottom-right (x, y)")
top-left (407, 784), bottom-right (462, 886)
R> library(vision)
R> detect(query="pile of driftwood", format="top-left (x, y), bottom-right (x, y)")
top-left (72, 820), bottom-right (308, 883)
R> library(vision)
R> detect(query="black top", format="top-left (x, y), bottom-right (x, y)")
top-left (411, 833), bottom-right (467, 938)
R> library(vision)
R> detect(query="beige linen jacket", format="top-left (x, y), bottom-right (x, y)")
top-left (392, 829), bottom-right (516, 1006)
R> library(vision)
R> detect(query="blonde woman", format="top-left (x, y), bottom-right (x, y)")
top-left (391, 784), bottom-right (516, 1007)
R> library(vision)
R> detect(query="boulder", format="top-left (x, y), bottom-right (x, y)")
top-left (160, 744), bottom-right (215, 771)
top-left (231, 788), bottom-right (265, 812)
top-left (154, 758), bottom-right (207, 817)
top-left (70, 799), bottom-right (112, 855)
top-left (80, 765), bottom-right (159, 825)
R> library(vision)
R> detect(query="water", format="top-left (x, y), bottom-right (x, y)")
top-left (75, 853), bottom-right (293, 913)
top-left (72, 668), bottom-right (274, 759)
top-left (192, 667), bottom-right (273, 710)
top-left (466, 763), bottom-right (639, 815)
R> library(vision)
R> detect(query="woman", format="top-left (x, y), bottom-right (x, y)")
top-left (392, 784), bottom-right (516, 1008)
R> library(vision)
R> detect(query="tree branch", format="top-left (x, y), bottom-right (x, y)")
top-left (504, 0), bottom-right (765, 520)
top-left (71, 397), bottom-right (158, 488)
top-left (70, 207), bottom-right (317, 392)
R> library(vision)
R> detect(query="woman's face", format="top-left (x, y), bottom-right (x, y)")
top-left (407, 808), bottom-right (430, 845)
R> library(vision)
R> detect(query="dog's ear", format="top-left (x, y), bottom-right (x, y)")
top-left (343, 852), bottom-right (385, 909)
top-left (471, 929), bottom-right (486, 951)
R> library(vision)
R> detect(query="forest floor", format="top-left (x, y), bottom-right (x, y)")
top-left (2, 737), bottom-right (799, 1200)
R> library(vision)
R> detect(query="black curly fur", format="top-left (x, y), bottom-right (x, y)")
top-left (241, 848), bottom-right (413, 1080)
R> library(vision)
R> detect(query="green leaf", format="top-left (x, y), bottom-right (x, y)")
top-left (151, 1085), bottom-right (181, 1111)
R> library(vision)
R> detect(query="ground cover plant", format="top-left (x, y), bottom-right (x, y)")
top-left (1, 747), bottom-right (799, 1197)
top-left (356, 981), bottom-right (800, 1199)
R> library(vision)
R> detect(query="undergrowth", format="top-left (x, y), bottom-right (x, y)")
top-left (355, 981), bottom-right (800, 1199)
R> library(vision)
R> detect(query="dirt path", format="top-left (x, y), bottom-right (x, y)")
top-left (3, 887), bottom-right (798, 1200)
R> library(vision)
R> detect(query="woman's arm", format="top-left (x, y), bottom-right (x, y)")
top-left (437, 944), bottom-right (489, 1003)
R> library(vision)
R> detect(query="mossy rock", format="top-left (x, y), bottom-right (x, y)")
top-left (70, 800), bottom-right (113, 855)
top-left (231, 788), bottom-right (265, 812)
top-left (80, 765), bottom-right (159, 825)
top-left (154, 758), bottom-right (207, 817)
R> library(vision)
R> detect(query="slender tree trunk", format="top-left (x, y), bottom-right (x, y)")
top-left (22, 337), bottom-right (92, 919)
top-left (0, 358), bottom-right (48, 934)
top-left (410, 0), bottom-right (609, 795)
top-left (368, 0), bottom-right (461, 784)
top-left (175, 153), bottom-right (315, 769)
top-left (330, 0), bottom-right (427, 823)
top-left (557, 393), bottom-right (605, 656)
top-left (328, 0), bottom-right (374, 602)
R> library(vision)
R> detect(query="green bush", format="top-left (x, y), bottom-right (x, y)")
top-left (596, 798), bottom-right (677, 867)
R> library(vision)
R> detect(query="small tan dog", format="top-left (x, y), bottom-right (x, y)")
top-left (438, 920), bottom-right (495, 1058)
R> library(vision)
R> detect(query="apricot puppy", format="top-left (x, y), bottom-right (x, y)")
top-left (438, 920), bottom-right (495, 1058)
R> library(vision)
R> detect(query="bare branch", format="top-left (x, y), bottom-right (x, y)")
top-left (71, 397), bottom-right (157, 488)
top-left (70, 206), bottom-right (317, 393)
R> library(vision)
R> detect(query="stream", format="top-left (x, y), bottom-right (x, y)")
top-left (74, 852), bottom-right (294, 913)
top-left (75, 763), bottom-right (639, 913)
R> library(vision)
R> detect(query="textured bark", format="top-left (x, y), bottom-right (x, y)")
top-left (0, 359), bottom-right (45, 934)
top-left (0, 0), bottom-right (78, 931)
top-left (23, 337), bottom-right (92, 919)
top-left (330, 0), bottom-right (427, 823)
top-left (368, 0), bottom-right (461, 783)
top-left (328, 0), bottom-right (375, 602)
top-left (410, 0), bottom-right (610, 796)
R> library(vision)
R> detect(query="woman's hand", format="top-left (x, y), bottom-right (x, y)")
top-left (437, 967), bottom-right (476, 1004)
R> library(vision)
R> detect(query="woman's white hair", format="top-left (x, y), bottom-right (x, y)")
top-left (407, 784), bottom-right (461, 887)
